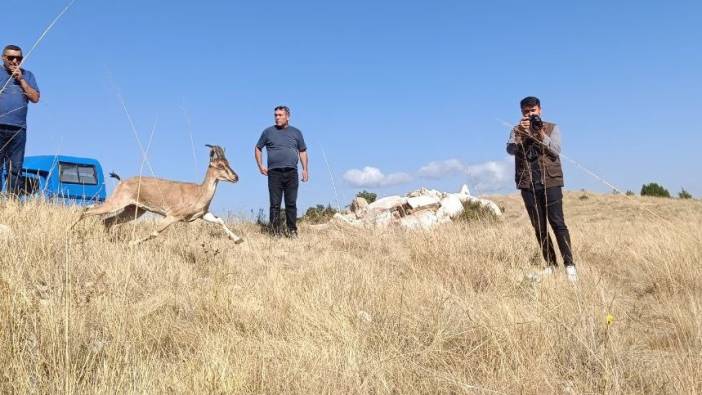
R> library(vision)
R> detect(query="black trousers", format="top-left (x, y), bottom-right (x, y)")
top-left (0, 125), bottom-right (27, 195)
top-left (521, 186), bottom-right (574, 267)
top-left (268, 168), bottom-right (299, 234)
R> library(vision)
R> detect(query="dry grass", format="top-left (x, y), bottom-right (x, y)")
top-left (1, 192), bottom-right (700, 393)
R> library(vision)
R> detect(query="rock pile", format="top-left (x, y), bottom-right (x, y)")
top-left (329, 185), bottom-right (501, 230)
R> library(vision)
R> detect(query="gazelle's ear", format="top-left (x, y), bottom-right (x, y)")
top-left (205, 144), bottom-right (225, 161)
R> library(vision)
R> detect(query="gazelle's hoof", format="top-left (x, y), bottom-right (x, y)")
top-left (233, 238), bottom-right (244, 244)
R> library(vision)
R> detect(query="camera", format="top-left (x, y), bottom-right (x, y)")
top-left (529, 114), bottom-right (543, 131)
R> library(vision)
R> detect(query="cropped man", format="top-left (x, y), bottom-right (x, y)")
top-left (0, 44), bottom-right (40, 194)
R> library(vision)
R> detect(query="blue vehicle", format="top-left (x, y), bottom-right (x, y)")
top-left (5, 155), bottom-right (107, 204)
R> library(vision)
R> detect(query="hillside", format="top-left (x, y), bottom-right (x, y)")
top-left (1, 192), bottom-right (700, 393)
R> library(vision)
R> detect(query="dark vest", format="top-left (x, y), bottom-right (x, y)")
top-left (514, 121), bottom-right (564, 189)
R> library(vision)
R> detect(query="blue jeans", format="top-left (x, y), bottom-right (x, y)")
top-left (0, 125), bottom-right (26, 194)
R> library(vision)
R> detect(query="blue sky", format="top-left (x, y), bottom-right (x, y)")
top-left (5, 0), bottom-right (701, 215)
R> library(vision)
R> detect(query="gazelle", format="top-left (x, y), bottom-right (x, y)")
top-left (72, 145), bottom-right (244, 245)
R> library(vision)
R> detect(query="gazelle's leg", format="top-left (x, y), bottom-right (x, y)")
top-left (129, 216), bottom-right (179, 246)
top-left (202, 212), bottom-right (244, 244)
top-left (70, 198), bottom-right (131, 229)
top-left (103, 205), bottom-right (147, 230)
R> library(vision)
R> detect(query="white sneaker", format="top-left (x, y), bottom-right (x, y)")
top-left (526, 266), bottom-right (556, 283)
top-left (566, 265), bottom-right (578, 283)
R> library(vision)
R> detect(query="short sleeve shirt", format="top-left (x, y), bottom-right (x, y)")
top-left (0, 67), bottom-right (39, 128)
top-left (256, 125), bottom-right (307, 170)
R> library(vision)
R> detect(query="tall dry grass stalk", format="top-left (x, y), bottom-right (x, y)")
top-left (0, 192), bottom-right (700, 393)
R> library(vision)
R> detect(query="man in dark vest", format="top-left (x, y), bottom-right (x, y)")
top-left (506, 96), bottom-right (577, 282)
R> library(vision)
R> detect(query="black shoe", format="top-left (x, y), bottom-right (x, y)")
top-left (286, 230), bottom-right (298, 239)
top-left (268, 229), bottom-right (283, 238)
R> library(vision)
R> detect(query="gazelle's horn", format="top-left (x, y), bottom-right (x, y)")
top-left (205, 144), bottom-right (225, 160)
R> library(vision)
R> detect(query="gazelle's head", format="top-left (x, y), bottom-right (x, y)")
top-left (206, 145), bottom-right (239, 183)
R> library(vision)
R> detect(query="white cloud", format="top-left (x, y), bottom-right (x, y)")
top-left (343, 158), bottom-right (513, 193)
top-left (463, 160), bottom-right (509, 181)
top-left (466, 161), bottom-right (511, 193)
top-left (419, 158), bottom-right (508, 179)
top-left (418, 158), bottom-right (512, 193)
top-left (343, 166), bottom-right (413, 188)
top-left (417, 159), bottom-right (465, 179)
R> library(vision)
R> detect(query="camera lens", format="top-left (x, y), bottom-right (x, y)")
top-left (529, 115), bottom-right (543, 130)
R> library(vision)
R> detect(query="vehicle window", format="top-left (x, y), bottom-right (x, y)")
top-left (59, 163), bottom-right (98, 185)
top-left (60, 164), bottom-right (80, 183)
top-left (77, 165), bottom-right (98, 184)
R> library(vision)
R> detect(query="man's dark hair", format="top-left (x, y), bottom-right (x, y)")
top-left (520, 96), bottom-right (541, 109)
top-left (3, 44), bottom-right (22, 54)
top-left (274, 105), bottom-right (290, 116)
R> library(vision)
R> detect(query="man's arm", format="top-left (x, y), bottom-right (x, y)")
top-left (296, 130), bottom-right (309, 182)
top-left (254, 146), bottom-right (268, 176)
top-left (540, 125), bottom-right (561, 156)
top-left (255, 130), bottom-right (268, 175)
top-left (506, 127), bottom-right (521, 155)
top-left (11, 68), bottom-right (40, 103)
top-left (299, 150), bottom-right (309, 182)
top-left (19, 79), bottom-right (40, 103)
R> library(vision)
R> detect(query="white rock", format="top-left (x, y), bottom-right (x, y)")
top-left (438, 214), bottom-right (452, 224)
top-left (437, 194), bottom-right (464, 219)
top-left (368, 196), bottom-right (407, 211)
top-left (456, 184), bottom-right (471, 203)
top-left (407, 187), bottom-right (445, 200)
top-left (466, 197), bottom-right (503, 216)
top-left (332, 212), bottom-right (361, 226)
top-left (406, 195), bottom-right (441, 210)
top-left (399, 215), bottom-right (421, 230)
top-left (352, 206), bottom-right (369, 219)
top-left (323, 184), bottom-right (501, 230)
top-left (417, 211), bottom-right (440, 229)
top-left (350, 197), bottom-right (368, 213)
top-left (371, 210), bottom-right (395, 227)
top-left (400, 210), bottom-right (439, 230)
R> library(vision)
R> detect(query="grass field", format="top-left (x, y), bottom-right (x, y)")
top-left (1, 192), bottom-right (700, 393)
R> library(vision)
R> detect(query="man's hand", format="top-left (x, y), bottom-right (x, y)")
top-left (516, 116), bottom-right (545, 142)
top-left (9, 65), bottom-right (23, 81)
top-left (258, 165), bottom-right (268, 176)
top-left (518, 116), bottom-right (530, 132)
top-left (299, 150), bottom-right (309, 182)
top-left (6, 62), bottom-right (39, 103)
top-left (514, 118), bottom-right (531, 143)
